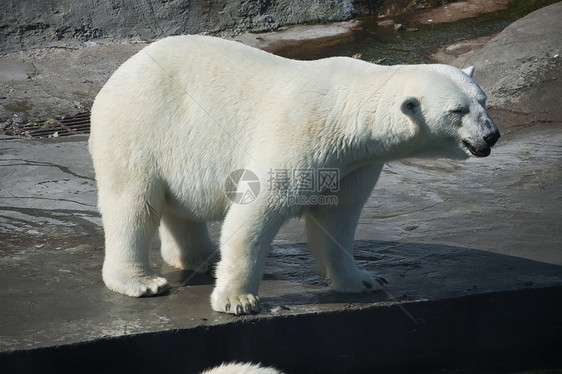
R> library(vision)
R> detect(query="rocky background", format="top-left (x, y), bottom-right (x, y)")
top-left (0, 0), bottom-right (560, 129)
top-left (466, 4), bottom-right (560, 115)
top-left (433, 2), bottom-right (561, 115)
top-left (0, 0), bottom-right (457, 127)
top-left (0, 0), bottom-right (354, 52)
top-left (1, 0), bottom-right (454, 52)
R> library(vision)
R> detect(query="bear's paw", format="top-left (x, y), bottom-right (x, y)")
top-left (104, 272), bottom-right (171, 297)
top-left (331, 269), bottom-right (387, 294)
top-left (211, 289), bottom-right (260, 315)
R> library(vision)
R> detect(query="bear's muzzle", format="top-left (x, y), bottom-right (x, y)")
top-left (463, 130), bottom-right (500, 158)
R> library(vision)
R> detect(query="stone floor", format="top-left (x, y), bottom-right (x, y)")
top-left (0, 118), bottom-right (561, 372)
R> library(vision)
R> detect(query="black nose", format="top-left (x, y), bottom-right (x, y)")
top-left (484, 131), bottom-right (500, 147)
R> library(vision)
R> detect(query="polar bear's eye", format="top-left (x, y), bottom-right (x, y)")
top-left (451, 107), bottom-right (468, 115)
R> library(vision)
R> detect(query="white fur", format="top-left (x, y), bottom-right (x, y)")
top-left (201, 362), bottom-right (283, 374)
top-left (89, 35), bottom-right (499, 313)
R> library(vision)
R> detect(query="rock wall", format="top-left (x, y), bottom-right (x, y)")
top-left (0, 0), bottom-right (457, 53)
top-left (1, 0), bottom-right (362, 52)
top-left (466, 2), bottom-right (561, 113)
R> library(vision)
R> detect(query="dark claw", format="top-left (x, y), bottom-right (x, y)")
top-left (362, 280), bottom-right (373, 289)
top-left (155, 284), bottom-right (172, 297)
top-left (236, 305), bottom-right (243, 315)
top-left (251, 300), bottom-right (258, 310)
top-left (225, 303), bottom-right (230, 312)
top-left (244, 304), bottom-right (250, 314)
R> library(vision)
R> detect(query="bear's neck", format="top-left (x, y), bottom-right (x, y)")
top-left (322, 64), bottom-right (423, 163)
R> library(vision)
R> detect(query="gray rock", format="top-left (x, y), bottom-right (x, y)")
top-left (0, 42), bottom-right (146, 123)
top-left (0, 0), bottom-right (365, 52)
top-left (466, 2), bottom-right (561, 113)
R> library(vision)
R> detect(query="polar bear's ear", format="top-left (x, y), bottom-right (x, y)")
top-left (400, 96), bottom-right (420, 119)
top-left (462, 66), bottom-right (475, 77)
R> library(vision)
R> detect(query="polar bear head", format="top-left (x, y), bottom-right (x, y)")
top-left (399, 65), bottom-right (500, 159)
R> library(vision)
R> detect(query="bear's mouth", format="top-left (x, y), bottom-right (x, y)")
top-left (463, 141), bottom-right (491, 157)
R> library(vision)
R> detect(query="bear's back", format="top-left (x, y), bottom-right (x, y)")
top-left (104, 35), bottom-right (289, 92)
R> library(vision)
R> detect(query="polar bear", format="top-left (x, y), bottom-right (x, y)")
top-left (202, 362), bottom-right (283, 374)
top-left (89, 35), bottom-right (500, 315)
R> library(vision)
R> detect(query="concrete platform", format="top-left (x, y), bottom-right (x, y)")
top-left (1, 122), bottom-right (561, 373)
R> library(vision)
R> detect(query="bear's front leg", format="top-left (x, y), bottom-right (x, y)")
top-left (211, 202), bottom-right (284, 315)
top-left (306, 163), bottom-right (387, 293)
top-left (306, 209), bottom-right (387, 293)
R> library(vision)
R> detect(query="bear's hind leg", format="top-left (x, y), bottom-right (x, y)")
top-left (159, 210), bottom-right (218, 272)
top-left (100, 188), bottom-right (169, 297)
